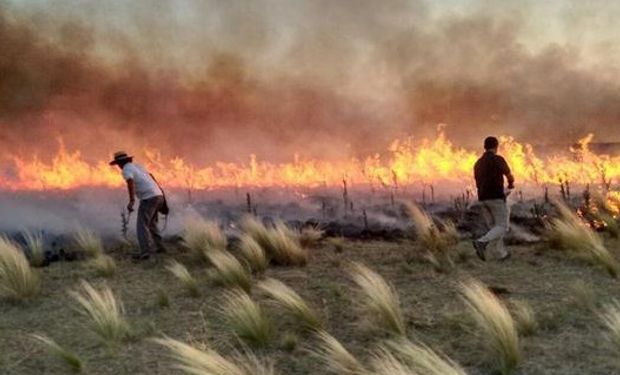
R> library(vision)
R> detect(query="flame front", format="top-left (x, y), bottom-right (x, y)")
top-left (2, 132), bottom-right (619, 192)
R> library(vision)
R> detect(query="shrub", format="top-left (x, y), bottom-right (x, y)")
top-left (73, 228), bottom-right (104, 258)
top-left (70, 280), bottom-right (129, 345)
top-left (313, 331), bottom-right (366, 375)
top-left (258, 278), bottom-right (322, 331)
top-left (0, 236), bottom-right (40, 301)
top-left (219, 290), bottom-right (272, 348)
top-left (349, 262), bottom-right (405, 336)
top-left (206, 250), bottom-right (252, 292)
top-left (460, 279), bottom-right (520, 374)
top-left (31, 334), bottom-right (83, 373)
top-left (166, 261), bottom-right (200, 297)
top-left (239, 234), bottom-right (268, 275)
top-left (155, 336), bottom-right (276, 375)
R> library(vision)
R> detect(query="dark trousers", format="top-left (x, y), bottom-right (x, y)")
top-left (137, 196), bottom-right (165, 255)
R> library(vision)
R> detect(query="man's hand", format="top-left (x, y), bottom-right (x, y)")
top-left (127, 200), bottom-right (135, 212)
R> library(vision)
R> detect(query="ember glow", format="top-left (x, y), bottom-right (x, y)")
top-left (3, 132), bottom-right (619, 192)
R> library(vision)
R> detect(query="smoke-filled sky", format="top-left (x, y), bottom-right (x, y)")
top-left (1, 0), bottom-right (620, 163)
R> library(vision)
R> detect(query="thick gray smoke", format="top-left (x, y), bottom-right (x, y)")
top-left (1, 0), bottom-right (619, 167)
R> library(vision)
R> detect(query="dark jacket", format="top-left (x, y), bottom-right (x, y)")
top-left (474, 151), bottom-right (515, 201)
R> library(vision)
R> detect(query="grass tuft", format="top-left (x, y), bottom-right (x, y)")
top-left (70, 280), bottom-right (129, 345)
top-left (0, 236), bottom-right (40, 301)
top-left (258, 278), bottom-right (322, 331)
top-left (299, 225), bottom-right (324, 248)
top-left (219, 289), bottom-right (272, 348)
top-left (460, 279), bottom-right (520, 374)
top-left (240, 217), bottom-right (308, 266)
top-left (406, 203), bottom-right (458, 272)
top-left (166, 260), bottom-right (200, 297)
top-left (348, 262), bottom-right (405, 336)
top-left (31, 334), bottom-right (83, 373)
top-left (569, 280), bottom-right (597, 311)
top-left (384, 338), bottom-right (467, 375)
top-left (313, 330), bottom-right (367, 375)
top-left (511, 300), bottom-right (538, 337)
top-left (206, 250), bottom-right (252, 292)
top-left (547, 199), bottom-right (619, 278)
top-left (182, 218), bottom-right (227, 260)
top-left (73, 228), bottom-right (104, 258)
top-left (154, 336), bottom-right (276, 375)
top-left (239, 234), bottom-right (269, 275)
top-left (600, 300), bottom-right (620, 355)
top-left (22, 230), bottom-right (45, 267)
top-left (89, 254), bottom-right (117, 277)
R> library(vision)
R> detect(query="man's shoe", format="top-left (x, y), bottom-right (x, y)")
top-left (472, 240), bottom-right (488, 261)
top-left (498, 252), bottom-right (512, 262)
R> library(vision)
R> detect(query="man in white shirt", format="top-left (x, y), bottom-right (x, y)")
top-left (110, 151), bottom-right (166, 260)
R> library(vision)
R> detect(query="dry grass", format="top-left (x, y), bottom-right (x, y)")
top-left (22, 230), bottom-right (45, 267)
top-left (299, 225), bottom-right (324, 248)
top-left (154, 336), bottom-right (277, 375)
top-left (405, 203), bottom-right (458, 272)
top-left (239, 234), bottom-right (268, 275)
top-left (70, 280), bottom-right (129, 345)
top-left (313, 331), bottom-right (367, 375)
top-left (599, 300), bottom-right (620, 355)
top-left (206, 250), bottom-right (252, 292)
top-left (328, 237), bottom-right (346, 253)
top-left (166, 260), bottom-right (200, 297)
top-left (31, 334), bottom-right (83, 373)
top-left (547, 200), bottom-right (619, 278)
top-left (348, 262), bottom-right (405, 336)
top-left (569, 280), bottom-right (598, 311)
top-left (219, 290), bottom-right (272, 348)
top-left (460, 279), bottom-right (520, 374)
top-left (370, 349), bottom-right (412, 375)
top-left (182, 218), bottom-right (228, 260)
top-left (511, 300), bottom-right (538, 337)
top-left (0, 236), bottom-right (40, 301)
top-left (257, 278), bottom-right (322, 331)
top-left (384, 338), bottom-right (467, 375)
top-left (89, 254), bottom-right (117, 278)
top-left (240, 217), bottom-right (308, 266)
top-left (73, 228), bottom-right (104, 258)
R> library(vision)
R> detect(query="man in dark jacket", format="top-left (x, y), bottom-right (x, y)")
top-left (472, 136), bottom-right (515, 261)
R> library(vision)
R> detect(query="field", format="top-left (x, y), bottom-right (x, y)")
top-left (2, 229), bottom-right (620, 375)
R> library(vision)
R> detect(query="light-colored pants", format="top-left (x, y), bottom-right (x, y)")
top-left (478, 199), bottom-right (510, 257)
top-left (137, 196), bottom-right (165, 256)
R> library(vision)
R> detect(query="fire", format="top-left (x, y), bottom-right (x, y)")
top-left (2, 132), bottom-right (619, 192)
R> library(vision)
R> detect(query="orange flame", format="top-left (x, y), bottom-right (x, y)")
top-left (2, 132), bottom-right (619, 192)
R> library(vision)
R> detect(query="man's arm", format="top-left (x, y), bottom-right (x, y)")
top-left (501, 158), bottom-right (515, 189)
top-left (126, 179), bottom-right (136, 212)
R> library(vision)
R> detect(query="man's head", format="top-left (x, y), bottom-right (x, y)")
top-left (109, 151), bottom-right (133, 168)
top-left (484, 136), bottom-right (499, 152)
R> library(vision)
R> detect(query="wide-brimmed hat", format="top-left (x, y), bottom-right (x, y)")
top-left (109, 151), bottom-right (133, 165)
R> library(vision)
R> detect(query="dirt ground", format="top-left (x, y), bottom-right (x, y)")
top-left (1, 237), bottom-right (620, 375)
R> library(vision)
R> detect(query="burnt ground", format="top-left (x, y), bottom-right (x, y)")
top-left (1, 236), bottom-right (620, 375)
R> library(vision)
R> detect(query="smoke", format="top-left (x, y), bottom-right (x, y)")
top-left (1, 0), bottom-right (619, 166)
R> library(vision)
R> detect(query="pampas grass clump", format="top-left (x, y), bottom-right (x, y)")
top-left (31, 334), bottom-right (83, 373)
top-left (406, 203), bottom-right (458, 271)
top-left (207, 250), bottom-right (252, 292)
top-left (299, 225), bottom-right (324, 248)
top-left (511, 300), bottom-right (538, 336)
top-left (0, 236), bottom-right (40, 301)
top-left (220, 290), bottom-right (272, 348)
top-left (349, 262), bottom-right (405, 336)
top-left (384, 338), bottom-right (467, 375)
top-left (600, 300), bottom-right (620, 355)
top-left (258, 278), bottom-right (322, 331)
top-left (70, 280), bottom-right (129, 345)
top-left (461, 279), bottom-right (520, 374)
top-left (166, 260), bottom-right (200, 297)
top-left (240, 217), bottom-right (308, 266)
top-left (90, 254), bottom-right (117, 278)
top-left (239, 234), bottom-right (268, 275)
top-left (182, 218), bottom-right (227, 260)
top-left (73, 228), bottom-right (104, 258)
top-left (547, 200), bottom-right (619, 278)
top-left (22, 230), bottom-right (45, 267)
top-left (313, 331), bottom-right (367, 375)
